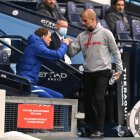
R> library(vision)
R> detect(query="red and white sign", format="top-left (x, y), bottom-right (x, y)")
top-left (17, 104), bottom-right (54, 129)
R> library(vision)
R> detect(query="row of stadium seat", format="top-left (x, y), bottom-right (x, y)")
top-left (59, 1), bottom-right (109, 27)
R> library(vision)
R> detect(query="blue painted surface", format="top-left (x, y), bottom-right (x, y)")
top-left (126, 0), bottom-right (140, 5)
top-left (0, 13), bottom-right (39, 38)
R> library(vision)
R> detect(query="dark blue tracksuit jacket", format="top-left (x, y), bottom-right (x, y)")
top-left (16, 34), bottom-right (68, 98)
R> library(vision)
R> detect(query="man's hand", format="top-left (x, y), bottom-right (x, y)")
top-left (63, 38), bottom-right (72, 46)
top-left (113, 71), bottom-right (122, 80)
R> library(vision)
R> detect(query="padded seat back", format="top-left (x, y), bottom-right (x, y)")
top-left (99, 19), bottom-right (110, 29)
top-left (131, 21), bottom-right (140, 40)
top-left (0, 50), bottom-right (13, 73)
top-left (115, 20), bottom-right (132, 47)
top-left (84, 2), bottom-right (95, 11)
top-left (65, 2), bottom-right (82, 27)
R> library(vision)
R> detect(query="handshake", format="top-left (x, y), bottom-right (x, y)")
top-left (62, 37), bottom-right (73, 46)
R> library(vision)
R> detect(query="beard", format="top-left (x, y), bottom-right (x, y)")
top-left (118, 9), bottom-right (124, 13)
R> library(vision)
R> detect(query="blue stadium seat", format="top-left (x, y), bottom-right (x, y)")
top-left (84, 2), bottom-right (95, 11)
top-left (98, 19), bottom-right (110, 29)
top-left (0, 50), bottom-right (13, 73)
top-left (115, 20), bottom-right (131, 39)
top-left (115, 20), bottom-right (132, 47)
top-left (0, 43), bottom-right (31, 96)
top-left (65, 1), bottom-right (82, 27)
top-left (131, 21), bottom-right (140, 40)
top-left (100, 5), bottom-right (110, 19)
top-left (94, 5), bottom-right (110, 19)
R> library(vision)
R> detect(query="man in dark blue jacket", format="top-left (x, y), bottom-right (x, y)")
top-left (16, 27), bottom-right (71, 98)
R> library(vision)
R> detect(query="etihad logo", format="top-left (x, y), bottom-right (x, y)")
top-left (39, 72), bottom-right (67, 82)
top-left (41, 19), bottom-right (55, 29)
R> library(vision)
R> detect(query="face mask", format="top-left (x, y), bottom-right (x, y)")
top-left (58, 27), bottom-right (67, 37)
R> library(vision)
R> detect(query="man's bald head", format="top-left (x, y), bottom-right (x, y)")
top-left (80, 9), bottom-right (97, 31)
top-left (81, 9), bottom-right (96, 21)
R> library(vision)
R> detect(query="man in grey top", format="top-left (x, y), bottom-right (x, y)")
top-left (68, 9), bottom-right (123, 138)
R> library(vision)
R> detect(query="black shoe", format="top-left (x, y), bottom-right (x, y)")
top-left (78, 127), bottom-right (89, 137)
top-left (90, 131), bottom-right (104, 139)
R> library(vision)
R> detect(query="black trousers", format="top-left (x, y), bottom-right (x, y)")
top-left (83, 69), bottom-right (111, 132)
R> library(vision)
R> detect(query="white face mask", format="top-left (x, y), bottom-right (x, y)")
top-left (58, 27), bottom-right (67, 37)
